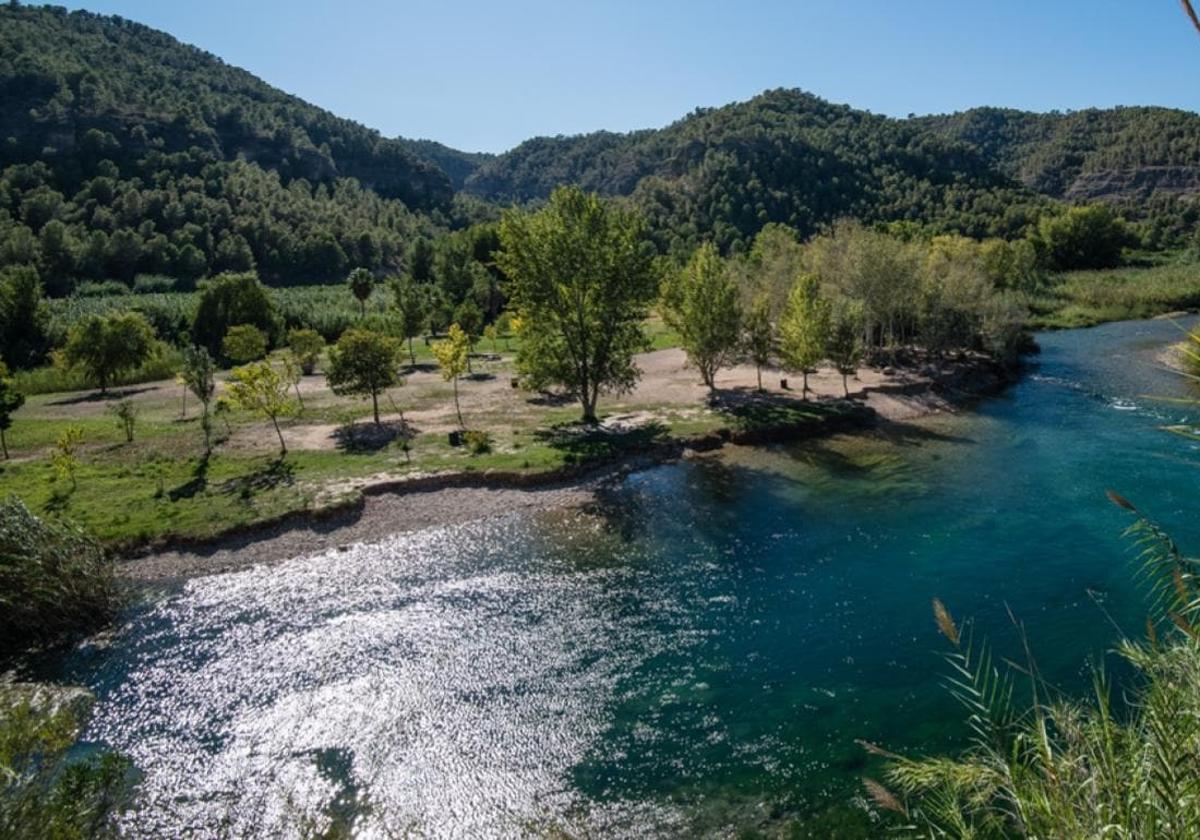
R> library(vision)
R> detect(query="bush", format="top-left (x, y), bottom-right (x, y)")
top-left (0, 498), bottom-right (118, 659)
top-left (75, 280), bottom-right (130, 298)
top-left (221, 324), bottom-right (269, 363)
top-left (191, 272), bottom-right (280, 355)
top-left (131, 274), bottom-right (178, 294)
top-left (463, 429), bottom-right (492, 454)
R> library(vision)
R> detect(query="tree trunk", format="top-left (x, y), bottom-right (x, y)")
top-left (372, 391), bottom-right (381, 425)
top-left (201, 407), bottom-right (211, 455)
top-left (0, 428), bottom-right (7, 460)
top-left (453, 377), bottom-right (464, 428)
top-left (294, 382), bottom-right (305, 410)
top-left (408, 336), bottom-right (416, 366)
top-left (802, 369), bottom-right (810, 400)
top-left (271, 415), bottom-right (287, 455)
top-left (842, 371), bottom-right (849, 398)
top-left (756, 365), bottom-right (763, 392)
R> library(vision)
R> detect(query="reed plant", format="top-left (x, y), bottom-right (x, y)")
top-left (865, 493), bottom-right (1200, 838)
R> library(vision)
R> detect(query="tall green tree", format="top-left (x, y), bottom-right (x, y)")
top-left (287, 328), bottom-right (325, 375)
top-left (0, 265), bottom-right (50, 370)
top-left (326, 329), bottom-right (402, 425)
top-left (390, 275), bottom-right (429, 366)
top-left (347, 267), bottom-right (375, 318)
top-left (0, 362), bottom-right (25, 460)
top-left (179, 345), bottom-right (216, 455)
top-left (742, 294), bottom-right (774, 392)
top-left (496, 186), bottom-right (657, 423)
top-left (63, 311), bottom-right (157, 394)
top-left (191, 272), bottom-right (279, 356)
top-left (661, 243), bottom-right (742, 393)
top-left (828, 302), bottom-right (864, 398)
top-left (779, 274), bottom-right (831, 399)
top-left (221, 324), bottom-right (268, 363)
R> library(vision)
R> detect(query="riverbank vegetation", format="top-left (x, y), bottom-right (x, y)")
top-left (866, 497), bottom-right (1200, 837)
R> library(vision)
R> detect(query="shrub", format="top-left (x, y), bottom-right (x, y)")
top-left (62, 311), bottom-right (158, 393)
top-left (0, 498), bottom-right (118, 659)
top-left (463, 429), bottom-right (492, 454)
top-left (221, 324), bottom-right (268, 363)
top-left (287, 328), bottom-right (325, 375)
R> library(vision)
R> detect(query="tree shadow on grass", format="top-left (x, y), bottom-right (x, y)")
top-left (710, 387), bottom-right (848, 431)
top-left (465, 372), bottom-right (495, 382)
top-left (334, 419), bottom-right (417, 454)
top-left (525, 390), bottom-right (575, 408)
top-left (403, 363), bottom-right (438, 375)
top-left (533, 420), bottom-right (670, 466)
top-left (46, 385), bottom-right (156, 406)
top-left (219, 457), bottom-right (295, 499)
top-left (168, 457), bottom-right (210, 501)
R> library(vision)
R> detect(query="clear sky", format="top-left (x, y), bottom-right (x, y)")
top-left (56, 0), bottom-right (1200, 154)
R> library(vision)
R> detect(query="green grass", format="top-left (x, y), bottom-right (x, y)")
top-left (1032, 262), bottom-right (1200, 329)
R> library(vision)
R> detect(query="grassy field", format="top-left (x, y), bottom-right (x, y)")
top-left (0, 336), bottom-right (845, 549)
top-left (1032, 262), bottom-right (1200, 329)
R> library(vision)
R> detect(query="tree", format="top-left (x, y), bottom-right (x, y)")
top-left (453, 299), bottom-right (484, 372)
top-left (221, 324), bottom-right (268, 363)
top-left (287, 328), bottom-right (325, 375)
top-left (483, 323), bottom-right (499, 355)
top-left (108, 399), bottom-right (138, 443)
top-left (179, 345), bottom-right (216, 455)
top-left (326, 329), bottom-right (401, 425)
top-left (226, 362), bottom-right (296, 455)
top-left (191, 272), bottom-right (279, 356)
top-left (828, 302), bottom-right (864, 398)
top-left (347, 267), bottom-right (375, 318)
top-left (63, 311), bottom-right (157, 394)
top-left (1032, 204), bottom-right (1128, 271)
top-left (52, 427), bottom-right (83, 491)
top-left (779, 274), bottom-right (831, 399)
top-left (0, 265), bottom-right (50, 370)
top-left (431, 324), bottom-right (471, 429)
top-left (742, 295), bottom-right (774, 392)
top-left (280, 352), bottom-right (305, 412)
top-left (496, 186), bottom-right (657, 423)
top-left (0, 362), bottom-right (25, 459)
top-left (390, 275), bottom-right (428, 366)
top-left (661, 243), bottom-right (742, 393)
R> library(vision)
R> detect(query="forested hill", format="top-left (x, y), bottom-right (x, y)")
top-left (0, 4), bottom-right (452, 209)
top-left (460, 89), bottom-right (1050, 252)
top-left (913, 106), bottom-right (1200, 202)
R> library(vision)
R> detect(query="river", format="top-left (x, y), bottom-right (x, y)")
top-left (57, 317), bottom-right (1200, 837)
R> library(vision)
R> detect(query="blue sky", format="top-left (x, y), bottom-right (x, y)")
top-left (58, 1), bottom-right (1200, 153)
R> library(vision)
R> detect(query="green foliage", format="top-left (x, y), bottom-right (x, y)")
top-left (742, 294), bottom-right (774, 391)
top-left (0, 685), bottom-right (131, 838)
top-left (453, 298), bottom-right (484, 341)
top-left (779, 274), bottom-right (831, 397)
top-left (828, 302), bottom-right (864, 397)
top-left (873, 501), bottom-right (1200, 839)
top-left (179, 345), bottom-right (216, 453)
top-left (346, 268), bottom-right (375, 317)
top-left (227, 361), bottom-right (296, 455)
top-left (287, 328), bottom-right (325, 375)
top-left (0, 363), bottom-right (24, 459)
top-left (463, 429), bottom-right (492, 455)
top-left (221, 324), bottom-right (268, 364)
top-left (51, 426), bottom-right (83, 491)
top-left (0, 497), bottom-right (117, 658)
top-left (107, 398), bottom-right (137, 443)
top-left (0, 265), bottom-right (50, 369)
top-left (190, 272), bottom-right (279, 355)
top-left (467, 89), bottom-right (1050, 254)
top-left (389, 276), bottom-right (428, 365)
top-left (1032, 204), bottom-right (1130, 271)
top-left (0, 5), bottom-right (449, 289)
top-left (431, 324), bottom-right (471, 428)
top-left (661, 242), bottom-right (742, 391)
top-left (496, 186), bottom-right (657, 422)
top-left (325, 329), bottom-right (401, 424)
top-left (1031, 263), bottom-right (1200, 329)
top-left (62, 310), bottom-right (157, 393)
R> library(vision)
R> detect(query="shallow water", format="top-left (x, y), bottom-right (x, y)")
top-left (61, 318), bottom-right (1200, 837)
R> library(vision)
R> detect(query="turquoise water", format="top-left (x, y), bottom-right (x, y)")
top-left (60, 318), bottom-right (1200, 837)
